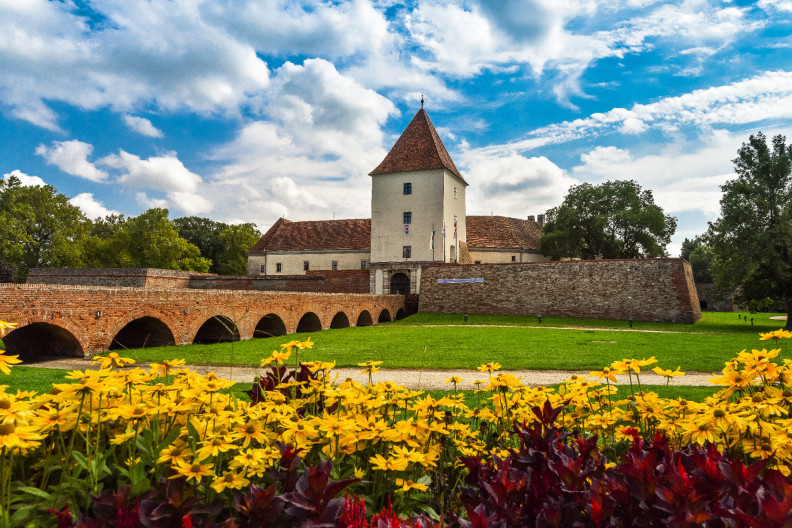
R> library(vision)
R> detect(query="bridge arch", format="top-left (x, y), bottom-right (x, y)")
top-left (396, 308), bottom-right (406, 320)
top-left (193, 315), bottom-right (240, 344)
top-left (110, 316), bottom-right (176, 350)
top-left (296, 312), bottom-right (322, 333)
top-left (378, 309), bottom-right (391, 323)
top-left (356, 310), bottom-right (373, 327)
top-left (253, 313), bottom-right (287, 338)
top-left (4, 322), bottom-right (83, 360)
top-left (330, 311), bottom-right (350, 329)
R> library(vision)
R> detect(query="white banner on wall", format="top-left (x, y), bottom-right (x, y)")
top-left (437, 278), bottom-right (484, 284)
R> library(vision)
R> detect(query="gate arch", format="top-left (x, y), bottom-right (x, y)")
top-left (390, 273), bottom-right (410, 294)
top-left (378, 309), bottom-right (392, 323)
top-left (4, 322), bottom-right (83, 360)
top-left (254, 313), bottom-right (287, 338)
top-left (110, 316), bottom-right (175, 350)
top-left (193, 315), bottom-right (240, 344)
top-left (296, 312), bottom-right (322, 333)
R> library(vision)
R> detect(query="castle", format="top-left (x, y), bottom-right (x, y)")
top-left (247, 108), bottom-right (548, 294)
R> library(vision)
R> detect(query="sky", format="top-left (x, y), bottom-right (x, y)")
top-left (2, 0), bottom-right (792, 257)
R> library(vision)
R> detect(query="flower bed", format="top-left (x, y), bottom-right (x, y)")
top-left (0, 330), bottom-right (791, 526)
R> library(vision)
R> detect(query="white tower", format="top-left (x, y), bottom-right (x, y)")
top-left (368, 108), bottom-right (468, 294)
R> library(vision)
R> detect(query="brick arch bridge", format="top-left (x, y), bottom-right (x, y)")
top-left (0, 284), bottom-right (406, 359)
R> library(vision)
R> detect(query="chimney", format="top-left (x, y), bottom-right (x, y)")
top-left (537, 214), bottom-right (545, 227)
top-left (527, 215), bottom-right (535, 222)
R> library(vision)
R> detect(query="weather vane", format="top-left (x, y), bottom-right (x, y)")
top-left (421, 94), bottom-right (424, 108)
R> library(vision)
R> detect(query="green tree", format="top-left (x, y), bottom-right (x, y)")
top-left (173, 216), bottom-right (227, 272)
top-left (215, 223), bottom-right (261, 275)
top-left (680, 236), bottom-right (713, 283)
top-left (708, 132), bottom-right (792, 324)
top-left (84, 208), bottom-right (211, 272)
top-left (0, 176), bottom-right (88, 281)
top-left (540, 180), bottom-right (677, 259)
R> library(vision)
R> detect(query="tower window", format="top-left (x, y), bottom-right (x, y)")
top-left (260, 264), bottom-right (266, 274)
top-left (304, 261), bottom-right (310, 271)
top-left (361, 260), bottom-right (367, 269)
top-left (454, 187), bottom-right (458, 199)
top-left (403, 212), bottom-right (412, 224)
top-left (403, 246), bottom-right (412, 259)
top-left (511, 256), bottom-right (516, 262)
top-left (403, 182), bottom-right (412, 195)
top-left (276, 263), bottom-right (282, 273)
top-left (331, 261), bottom-right (338, 270)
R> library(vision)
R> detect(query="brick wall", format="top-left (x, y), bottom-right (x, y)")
top-left (29, 268), bottom-right (371, 294)
top-left (419, 259), bottom-right (701, 323)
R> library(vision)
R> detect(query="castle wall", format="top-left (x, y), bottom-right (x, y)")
top-left (419, 259), bottom-right (701, 323)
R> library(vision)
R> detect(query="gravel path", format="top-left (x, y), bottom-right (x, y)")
top-left (28, 357), bottom-right (719, 390)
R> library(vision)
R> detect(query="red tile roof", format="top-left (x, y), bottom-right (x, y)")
top-left (249, 216), bottom-right (543, 253)
top-left (369, 108), bottom-right (467, 184)
top-left (249, 218), bottom-right (371, 253)
top-left (466, 216), bottom-right (542, 251)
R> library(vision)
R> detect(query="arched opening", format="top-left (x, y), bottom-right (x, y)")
top-left (3, 322), bottom-right (83, 361)
top-left (296, 312), bottom-right (322, 333)
top-left (330, 312), bottom-right (350, 329)
top-left (110, 316), bottom-right (175, 350)
top-left (356, 310), bottom-right (373, 327)
top-left (396, 308), bottom-right (407, 320)
top-left (254, 313), bottom-right (287, 338)
top-left (390, 273), bottom-right (410, 294)
top-left (193, 316), bottom-right (240, 344)
top-left (700, 300), bottom-right (709, 310)
top-left (378, 310), bottom-right (392, 323)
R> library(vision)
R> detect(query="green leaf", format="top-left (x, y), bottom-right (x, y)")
top-left (15, 485), bottom-right (52, 501)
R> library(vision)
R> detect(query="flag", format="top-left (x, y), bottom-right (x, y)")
top-left (404, 224), bottom-right (410, 236)
top-left (430, 230), bottom-right (435, 249)
top-left (442, 225), bottom-right (446, 238)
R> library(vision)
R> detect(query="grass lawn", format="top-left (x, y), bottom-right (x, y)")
top-left (114, 312), bottom-right (783, 372)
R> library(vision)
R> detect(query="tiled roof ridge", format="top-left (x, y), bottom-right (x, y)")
top-left (249, 218), bottom-right (371, 253)
top-left (466, 215), bottom-right (543, 251)
top-left (369, 108), bottom-right (467, 185)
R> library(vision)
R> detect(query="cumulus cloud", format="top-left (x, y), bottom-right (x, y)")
top-left (69, 193), bottom-right (119, 219)
top-left (458, 150), bottom-right (577, 218)
top-left (2, 169), bottom-right (46, 187)
top-left (208, 58), bottom-right (396, 223)
top-left (122, 115), bottom-right (164, 138)
top-left (35, 140), bottom-right (109, 182)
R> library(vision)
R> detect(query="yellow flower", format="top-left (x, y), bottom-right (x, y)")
top-left (0, 354), bottom-right (21, 375)
top-left (652, 366), bottom-right (685, 378)
top-left (149, 359), bottom-right (186, 377)
top-left (369, 453), bottom-right (409, 472)
top-left (395, 478), bottom-right (429, 492)
top-left (171, 459), bottom-right (215, 483)
top-left (262, 349), bottom-right (291, 366)
top-left (476, 362), bottom-right (501, 374)
top-left (91, 352), bottom-right (135, 370)
top-left (157, 440), bottom-right (193, 465)
top-left (589, 366), bottom-right (622, 384)
top-left (759, 329), bottom-right (792, 341)
top-left (445, 376), bottom-right (462, 384)
top-left (210, 471), bottom-right (250, 493)
top-left (0, 321), bottom-right (18, 337)
top-left (353, 466), bottom-right (365, 479)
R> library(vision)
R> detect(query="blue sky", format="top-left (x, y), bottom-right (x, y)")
top-left (2, 0), bottom-right (792, 256)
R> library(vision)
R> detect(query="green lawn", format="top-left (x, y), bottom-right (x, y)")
top-left (107, 311), bottom-right (786, 372)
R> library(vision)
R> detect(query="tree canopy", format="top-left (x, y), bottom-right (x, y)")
top-left (680, 236), bottom-right (714, 283)
top-left (708, 132), bottom-right (792, 324)
top-left (540, 180), bottom-right (676, 260)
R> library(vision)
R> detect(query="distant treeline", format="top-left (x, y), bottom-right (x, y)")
top-left (0, 175), bottom-right (260, 282)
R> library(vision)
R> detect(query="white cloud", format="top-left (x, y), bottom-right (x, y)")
top-left (69, 193), bottom-right (119, 219)
top-left (100, 151), bottom-right (203, 193)
top-left (35, 140), bottom-right (109, 182)
top-left (759, 0), bottom-right (792, 13)
top-left (480, 70), bottom-right (792, 155)
top-left (459, 150), bottom-right (577, 218)
top-left (207, 58), bottom-right (396, 223)
top-left (135, 192), bottom-right (169, 210)
top-left (2, 169), bottom-right (46, 187)
top-left (122, 115), bottom-right (164, 138)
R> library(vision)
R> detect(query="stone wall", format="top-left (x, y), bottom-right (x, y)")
top-left (27, 268), bottom-right (195, 289)
top-left (419, 259), bottom-right (701, 323)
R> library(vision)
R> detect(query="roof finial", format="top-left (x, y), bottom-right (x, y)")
top-left (421, 94), bottom-right (424, 109)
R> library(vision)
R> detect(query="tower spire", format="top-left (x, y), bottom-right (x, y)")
top-left (421, 94), bottom-right (424, 108)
